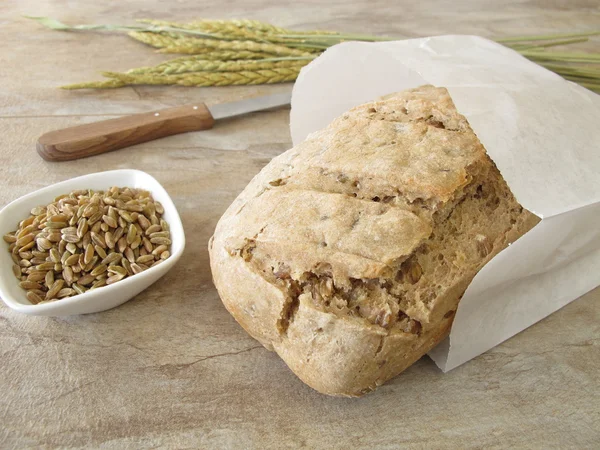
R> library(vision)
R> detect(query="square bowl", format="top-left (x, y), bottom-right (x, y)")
top-left (0, 169), bottom-right (185, 316)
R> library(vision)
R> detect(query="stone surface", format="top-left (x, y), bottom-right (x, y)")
top-left (0, 0), bottom-right (598, 448)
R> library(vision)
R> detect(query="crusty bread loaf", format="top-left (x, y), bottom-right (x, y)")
top-left (209, 85), bottom-right (540, 397)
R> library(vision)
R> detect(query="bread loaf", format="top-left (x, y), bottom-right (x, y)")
top-left (209, 85), bottom-right (540, 396)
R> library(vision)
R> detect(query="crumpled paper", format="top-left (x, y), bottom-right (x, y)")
top-left (289, 36), bottom-right (600, 371)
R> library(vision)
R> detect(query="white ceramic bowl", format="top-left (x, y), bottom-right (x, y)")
top-left (0, 169), bottom-right (185, 316)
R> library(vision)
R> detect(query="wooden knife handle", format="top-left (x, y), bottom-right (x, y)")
top-left (37, 103), bottom-right (215, 162)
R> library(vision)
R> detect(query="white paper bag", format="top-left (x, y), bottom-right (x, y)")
top-left (289, 36), bottom-right (600, 371)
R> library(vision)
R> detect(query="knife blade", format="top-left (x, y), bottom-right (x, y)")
top-left (37, 92), bottom-right (292, 162)
top-left (209, 91), bottom-right (291, 120)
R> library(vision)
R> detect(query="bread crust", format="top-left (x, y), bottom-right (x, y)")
top-left (209, 85), bottom-right (539, 396)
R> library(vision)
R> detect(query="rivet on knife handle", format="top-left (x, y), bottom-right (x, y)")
top-left (37, 104), bottom-right (215, 162)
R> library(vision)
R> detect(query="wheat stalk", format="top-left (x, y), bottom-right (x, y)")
top-left (137, 18), bottom-right (293, 36)
top-left (137, 18), bottom-right (338, 38)
top-left (27, 16), bottom-right (600, 93)
top-left (135, 18), bottom-right (350, 50)
top-left (128, 29), bottom-right (316, 56)
top-left (128, 57), bottom-right (309, 75)
top-left (137, 19), bottom-right (267, 41)
top-left (126, 51), bottom-right (279, 75)
top-left (79, 68), bottom-right (302, 87)
top-left (156, 38), bottom-right (313, 56)
top-left (496, 31), bottom-right (600, 43)
top-left (62, 79), bottom-right (128, 89)
top-left (136, 19), bottom-right (277, 41)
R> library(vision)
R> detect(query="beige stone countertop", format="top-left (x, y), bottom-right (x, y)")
top-left (1, 0), bottom-right (598, 448)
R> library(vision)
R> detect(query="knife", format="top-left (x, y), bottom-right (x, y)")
top-left (37, 92), bottom-right (292, 162)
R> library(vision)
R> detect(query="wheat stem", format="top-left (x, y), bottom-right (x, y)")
top-left (62, 79), bottom-right (127, 89)
top-left (538, 63), bottom-right (600, 77)
top-left (521, 50), bottom-right (600, 61)
top-left (496, 31), bottom-right (600, 43)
